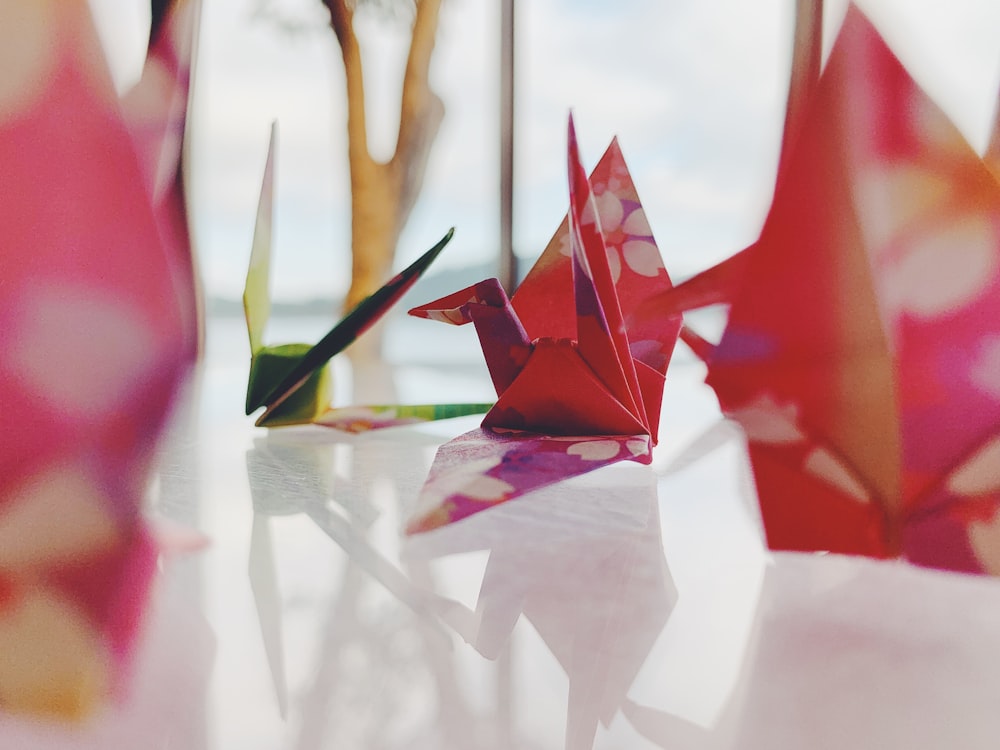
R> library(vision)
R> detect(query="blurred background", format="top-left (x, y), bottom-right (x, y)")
top-left (88, 0), bottom-right (1000, 307)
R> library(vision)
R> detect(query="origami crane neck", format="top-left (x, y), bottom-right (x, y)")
top-left (409, 278), bottom-right (533, 395)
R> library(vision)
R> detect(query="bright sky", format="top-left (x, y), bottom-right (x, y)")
top-left (91, 0), bottom-right (1000, 302)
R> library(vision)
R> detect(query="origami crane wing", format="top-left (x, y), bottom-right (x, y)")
top-left (241, 124), bottom-right (457, 427)
top-left (681, 5), bottom-right (1000, 574)
top-left (410, 116), bottom-right (680, 440)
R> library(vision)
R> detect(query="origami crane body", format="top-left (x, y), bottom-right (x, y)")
top-left (666, 4), bottom-right (1000, 575)
top-left (0, 2), bottom-right (194, 718)
top-left (405, 119), bottom-right (680, 532)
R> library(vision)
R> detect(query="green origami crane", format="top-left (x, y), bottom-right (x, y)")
top-left (243, 123), bottom-right (491, 429)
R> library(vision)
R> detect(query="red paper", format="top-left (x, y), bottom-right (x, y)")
top-left (411, 117), bottom-right (680, 440)
top-left (0, 3), bottom-right (193, 717)
top-left (406, 117), bottom-right (680, 531)
top-left (664, 5), bottom-right (1000, 575)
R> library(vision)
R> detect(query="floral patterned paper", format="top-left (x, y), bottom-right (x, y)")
top-left (0, 1), bottom-right (195, 718)
top-left (666, 4), bottom-right (1000, 576)
top-left (406, 429), bottom-right (651, 534)
top-left (406, 117), bottom-right (679, 531)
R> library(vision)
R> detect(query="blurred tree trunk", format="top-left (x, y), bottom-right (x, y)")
top-left (321, 0), bottom-right (445, 356)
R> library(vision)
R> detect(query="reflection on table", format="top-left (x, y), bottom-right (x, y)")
top-left (7, 314), bottom-right (1000, 749)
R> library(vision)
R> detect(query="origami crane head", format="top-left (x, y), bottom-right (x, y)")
top-left (242, 123), bottom-right (454, 427)
top-left (410, 116), bottom-right (681, 446)
top-left (659, 3), bottom-right (1000, 576)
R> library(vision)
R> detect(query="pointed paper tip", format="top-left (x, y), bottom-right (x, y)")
top-left (416, 226), bottom-right (456, 268)
top-left (244, 121), bottom-right (280, 357)
top-left (566, 111), bottom-right (581, 164)
top-left (679, 325), bottom-right (715, 363)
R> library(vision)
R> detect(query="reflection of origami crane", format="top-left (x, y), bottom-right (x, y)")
top-left (411, 117), bottom-right (680, 439)
top-left (406, 471), bottom-right (675, 749)
top-left (243, 124), bottom-right (488, 428)
top-left (404, 117), bottom-right (680, 532)
top-left (245, 434), bottom-right (448, 717)
top-left (651, 3), bottom-right (1000, 575)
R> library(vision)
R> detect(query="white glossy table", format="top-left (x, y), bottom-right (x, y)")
top-left (7, 312), bottom-right (1000, 749)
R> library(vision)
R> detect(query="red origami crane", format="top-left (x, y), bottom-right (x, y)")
top-left (405, 117), bottom-right (681, 532)
top-left (650, 2), bottom-right (1000, 575)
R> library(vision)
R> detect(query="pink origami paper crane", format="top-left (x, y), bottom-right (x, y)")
top-left (0, 2), bottom-right (194, 718)
top-left (649, 2), bottom-right (1000, 575)
top-left (405, 117), bottom-right (681, 532)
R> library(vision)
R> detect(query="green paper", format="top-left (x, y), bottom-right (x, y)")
top-left (315, 402), bottom-right (494, 432)
top-left (242, 121), bottom-right (464, 431)
top-left (247, 344), bottom-right (332, 427)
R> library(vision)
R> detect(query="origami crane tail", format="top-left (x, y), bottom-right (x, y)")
top-left (409, 278), bottom-right (533, 395)
top-left (632, 250), bottom-right (750, 324)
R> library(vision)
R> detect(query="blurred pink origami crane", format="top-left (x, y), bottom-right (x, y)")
top-left (405, 117), bottom-right (681, 533)
top-left (643, 1), bottom-right (1000, 575)
top-left (122, 0), bottom-right (204, 351)
top-left (0, 1), bottom-right (197, 718)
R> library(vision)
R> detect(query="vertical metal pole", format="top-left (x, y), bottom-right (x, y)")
top-left (499, 0), bottom-right (517, 292)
